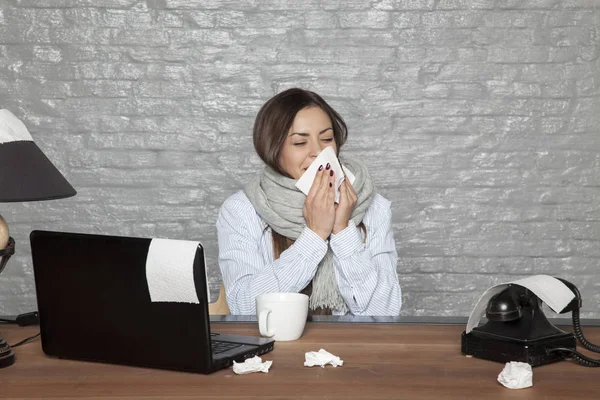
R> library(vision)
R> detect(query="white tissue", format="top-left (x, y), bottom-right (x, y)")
top-left (304, 349), bottom-right (344, 368)
top-left (232, 356), bottom-right (273, 374)
top-left (497, 362), bottom-right (533, 389)
top-left (295, 146), bottom-right (355, 203)
top-left (145, 238), bottom-right (203, 303)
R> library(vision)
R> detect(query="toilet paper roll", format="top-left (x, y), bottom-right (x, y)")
top-left (145, 238), bottom-right (205, 303)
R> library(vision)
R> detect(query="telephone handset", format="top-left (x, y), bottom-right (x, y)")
top-left (461, 277), bottom-right (600, 367)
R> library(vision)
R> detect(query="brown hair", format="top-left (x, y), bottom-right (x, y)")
top-left (253, 88), bottom-right (348, 179)
top-left (252, 88), bottom-right (365, 259)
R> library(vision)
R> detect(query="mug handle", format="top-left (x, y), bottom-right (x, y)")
top-left (258, 309), bottom-right (275, 337)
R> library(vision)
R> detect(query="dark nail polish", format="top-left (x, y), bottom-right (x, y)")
top-left (318, 165), bottom-right (323, 171)
top-left (326, 163), bottom-right (330, 170)
top-left (330, 170), bottom-right (334, 176)
top-left (329, 182), bottom-right (332, 187)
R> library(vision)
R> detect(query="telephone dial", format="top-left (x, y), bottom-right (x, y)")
top-left (461, 278), bottom-right (600, 367)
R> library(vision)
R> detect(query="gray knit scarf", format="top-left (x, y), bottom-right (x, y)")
top-left (244, 156), bottom-right (374, 313)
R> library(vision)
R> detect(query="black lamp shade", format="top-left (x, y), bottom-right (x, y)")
top-left (0, 140), bottom-right (76, 202)
top-left (0, 109), bottom-right (76, 202)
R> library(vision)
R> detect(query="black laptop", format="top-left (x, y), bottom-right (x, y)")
top-left (29, 230), bottom-right (274, 374)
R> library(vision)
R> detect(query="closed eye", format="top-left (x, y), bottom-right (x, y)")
top-left (293, 142), bottom-right (307, 146)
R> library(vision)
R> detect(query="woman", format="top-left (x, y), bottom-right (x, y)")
top-left (217, 88), bottom-right (401, 316)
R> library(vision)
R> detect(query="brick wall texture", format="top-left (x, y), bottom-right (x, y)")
top-left (1, 0), bottom-right (599, 317)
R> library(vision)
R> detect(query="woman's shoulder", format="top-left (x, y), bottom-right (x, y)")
top-left (220, 190), bottom-right (252, 210)
top-left (218, 190), bottom-right (265, 227)
top-left (368, 192), bottom-right (392, 212)
top-left (219, 190), bottom-right (257, 218)
top-left (364, 193), bottom-right (392, 224)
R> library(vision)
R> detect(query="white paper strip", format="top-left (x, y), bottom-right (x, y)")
top-left (465, 275), bottom-right (575, 333)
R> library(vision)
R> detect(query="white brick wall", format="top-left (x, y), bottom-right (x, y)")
top-left (1, 0), bottom-right (599, 317)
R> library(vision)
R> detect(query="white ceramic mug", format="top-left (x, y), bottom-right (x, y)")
top-left (256, 292), bottom-right (309, 341)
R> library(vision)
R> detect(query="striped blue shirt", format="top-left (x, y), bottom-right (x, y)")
top-left (216, 190), bottom-right (402, 316)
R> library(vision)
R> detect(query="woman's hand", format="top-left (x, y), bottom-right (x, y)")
top-left (332, 178), bottom-right (357, 234)
top-left (303, 164), bottom-right (336, 240)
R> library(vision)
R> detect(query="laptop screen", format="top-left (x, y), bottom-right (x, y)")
top-left (30, 230), bottom-right (213, 372)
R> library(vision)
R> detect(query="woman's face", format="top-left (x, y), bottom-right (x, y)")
top-left (279, 106), bottom-right (337, 179)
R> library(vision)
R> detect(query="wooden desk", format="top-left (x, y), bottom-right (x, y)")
top-left (1, 323), bottom-right (599, 399)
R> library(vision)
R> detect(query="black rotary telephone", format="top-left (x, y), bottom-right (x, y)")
top-left (461, 278), bottom-right (600, 367)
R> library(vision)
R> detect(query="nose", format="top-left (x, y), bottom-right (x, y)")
top-left (308, 140), bottom-right (321, 159)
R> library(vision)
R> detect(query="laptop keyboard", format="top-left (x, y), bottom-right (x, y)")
top-left (211, 340), bottom-right (243, 354)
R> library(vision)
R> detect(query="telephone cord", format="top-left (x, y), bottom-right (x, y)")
top-left (547, 347), bottom-right (600, 368)
top-left (572, 309), bottom-right (600, 353)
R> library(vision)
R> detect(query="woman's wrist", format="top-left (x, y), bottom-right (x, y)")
top-left (330, 221), bottom-right (363, 259)
top-left (332, 221), bottom-right (349, 235)
top-left (314, 228), bottom-right (332, 240)
top-left (304, 222), bottom-right (326, 240)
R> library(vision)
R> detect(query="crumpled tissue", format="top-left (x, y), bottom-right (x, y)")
top-left (304, 349), bottom-right (344, 368)
top-left (497, 361), bottom-right (533, 389)
top-left (232, 356), bottom-right (273, 375)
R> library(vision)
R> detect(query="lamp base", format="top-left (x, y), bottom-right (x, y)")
top-left (0, 216), bottom-right (16, 368)
top-left (0, 334), bottom-right (15, 368)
